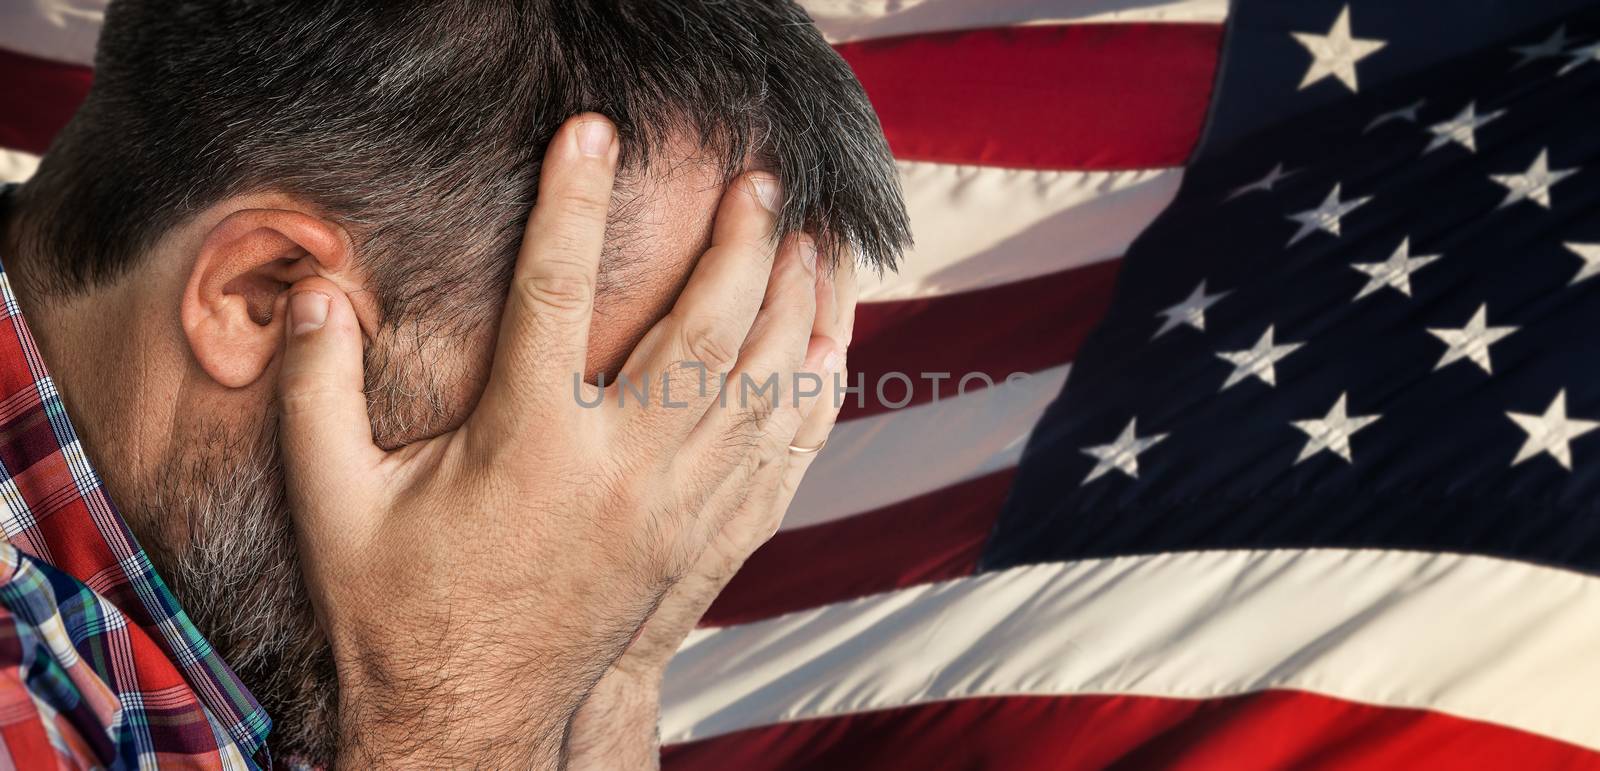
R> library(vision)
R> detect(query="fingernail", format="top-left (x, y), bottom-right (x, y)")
top-left (577, 121), bottom-right (614, 157)
top-left (290, 292), bottom-right (329, 335)
top-left (750, 175), bottom-right (782, 213)
top-left (823, 349), bottom-right (844, 374)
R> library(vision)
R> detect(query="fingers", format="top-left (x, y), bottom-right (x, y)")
top-left (678, 233), bottom-right (833, 509)
top-left (277, 277), bottom-right (385, 513)
top-left (743, 334), bottom-right (844, 525)
top-left (788, 251), bottom-right (858, 450)
top-left (686, 332), bottom-right (846, 566)
top-left (482, 113), bottom-right (619, 431)
top-left (778, 253), bottom-right (859, 510)
top-left (611, 172), bottom-right (782, 433)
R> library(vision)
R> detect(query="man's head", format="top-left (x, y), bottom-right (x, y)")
top-left (3, 0), bottom-right (907, 761)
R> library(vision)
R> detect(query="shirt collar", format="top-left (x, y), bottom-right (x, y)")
top-left (0, 183), bottom-right (272, 759)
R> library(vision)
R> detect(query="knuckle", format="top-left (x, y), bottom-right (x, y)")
top-left (277, 382), bottom-right (349, 418)
top-left (755, 410), bottom-right (803, 463)
top-left (715, 421), bottom-right (764, 473)
top-left (730, 385), bottom-right (799, 463)
top-left (742, 383), bottom-right (779, 431)
top-left (518, 270), bottom-right (594, 315)
top-left (679, 314), bottom-right (741, 372)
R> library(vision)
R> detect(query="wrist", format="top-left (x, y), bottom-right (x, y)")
top-left (567, 667), bottom-right (664, 770)
top-left (334, 658), bottom-right (577, 769)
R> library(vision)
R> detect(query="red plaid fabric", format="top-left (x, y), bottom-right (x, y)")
top-left (0, 185), bottom-right (269, 768)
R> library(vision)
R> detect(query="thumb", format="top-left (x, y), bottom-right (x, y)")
top-left (277, 277), bottom-right (384, 513)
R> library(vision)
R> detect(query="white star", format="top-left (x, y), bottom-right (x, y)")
top-left (1423, 101), bottom-right (1505, 154)
top-left (1566, 242), bottom-right (1600, 286)
top-left (1216, 325), bottom-right (1305, 391)
top-left (1511, 25), bottom-right (1572, 69)
top-left (1292, 5), bottom-right (1387, 93)
top-left (1153, 281), bottom-right (1231, 339)
top-left (1559, 41), bottom-right (1600, 76)
top-left (1490, 148), bottom-right (1579, 210)
top-left (1350, 237), bottom-right (1441, 300)
top-left (1081, 418), bottom-right (1169, 485)
top-left (1363, 98), bottom-right (1425, 133)
top-left (1427, 304), bottom-right (1517, 374)
top-left (1286, 184), bottom-right (1372, 246)
top-left (1226, 162), bottom-right (1300, 201)
top-left (1508, 389), bottom-right (1598, 470)
top-left (1292, 392), bottom-right (1381, 464)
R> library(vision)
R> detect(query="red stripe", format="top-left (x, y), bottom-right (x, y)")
top-left (701, 469), bottom-right (1012, 627)
top-left (841, 259), bottom-right (1119, 421)
top-left (663, 690), bottom-right (1600, 771)
top-left (1, 23), bottom-right (1223, 169)
top-left (0, 49), bottom-right (91, 156)
top-left (836, 23), bottom-right (1223, 170)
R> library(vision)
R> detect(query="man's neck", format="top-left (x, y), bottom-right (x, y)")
top-left (0, 197), bottom-right (167, 517)
top-left (1, 197), bottom-right (91, 398)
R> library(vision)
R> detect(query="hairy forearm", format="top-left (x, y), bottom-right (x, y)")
top-left (333, 653), bottom-right (579, 770)
top-left (337, 697), bottom-right (572, 769)
top-left (566, 670), bottom-right (664, 771)
top-left (338, 718), bottom-right (568, 770)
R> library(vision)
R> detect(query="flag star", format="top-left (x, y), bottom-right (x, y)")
top-left (1350, 237), bottom-right (1441, 300)
top-left (1508, 389), bottom-right (1598, 470)
top-left (1427, 304), bottom-right (1517, 374)
top-left (1491, 148), bottom-right (1579, 210)
top-left (1291, 5), bottom-right (1387, 93)
top-left (1424, 101), bottom-right (1505, 154)
top-left (1216, 325), bottom-right (1305, 391)
top-left (1566, 242), bottom-right (1600, 286)
top-left (1153, 281), bottom-right (1231, 339)
top-left (1080, 418), bottom-right (1168, 485)
top-left (1292, 392), bottom-right (1381, 464)
top-left (1363, 98), bottom-right (1425, 133)
top-left (1286, 184), bottom-right (1372, 246)
top-left (1559, 41), bottom-right (1600, 76)
top-left (1226, 162), bottom-right (1299, 201)
top-left (1511, 25), bottom-right (1571, 69)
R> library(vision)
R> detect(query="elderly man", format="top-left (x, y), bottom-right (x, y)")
top-left (0, 0), bottom-right (908, 767)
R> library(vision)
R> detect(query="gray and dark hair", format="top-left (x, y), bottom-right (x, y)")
top-left (17, 0), bottom-right (909, 328)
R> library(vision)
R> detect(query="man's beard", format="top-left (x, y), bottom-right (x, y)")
top-left (129, 333), bottom-right (458, 765)
top-left (135, 417), bottom-right (340, 763)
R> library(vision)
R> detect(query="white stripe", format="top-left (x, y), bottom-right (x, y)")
top-left (801, 0), bottom-right (1229, 44)
top-left (663, 549), bottom-right (1600, 749)
top-left (0, 149), bottom-right (42, 184)
top-left (782, 364), bottom-right (1067, 531)
top-left (859, 163), bottom-right (1180, 303)
top-left (0, 0), bottom-right (105, 67)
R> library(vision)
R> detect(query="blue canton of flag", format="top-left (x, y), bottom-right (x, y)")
top-left (986, 0), bottom-right (1600, 572)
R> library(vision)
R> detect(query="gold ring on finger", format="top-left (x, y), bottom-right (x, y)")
top-left (787, 439), bottom-right (827, 456)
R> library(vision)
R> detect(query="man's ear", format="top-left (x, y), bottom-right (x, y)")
top-left (180, 207), bottom-right (355, 388)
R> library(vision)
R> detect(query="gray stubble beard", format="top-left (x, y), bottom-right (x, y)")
top-left (135, 415), bottom-right (339, 764)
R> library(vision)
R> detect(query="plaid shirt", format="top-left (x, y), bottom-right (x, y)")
top-left (0, 186), bottom-right (270, 768)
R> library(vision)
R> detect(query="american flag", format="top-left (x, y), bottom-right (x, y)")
top-left (6, 1), bottom-right (1600, 769)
